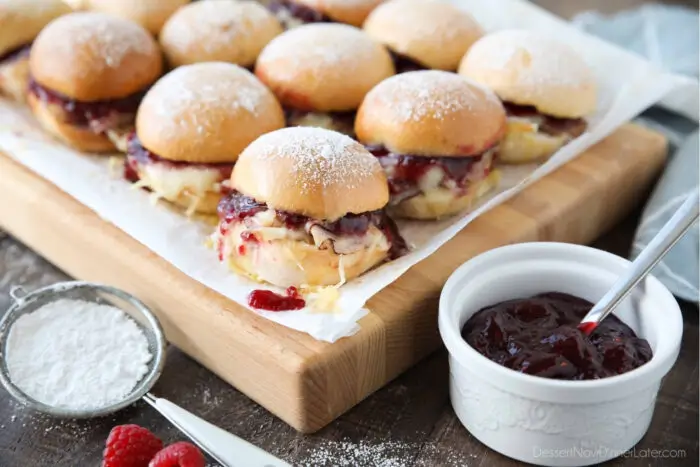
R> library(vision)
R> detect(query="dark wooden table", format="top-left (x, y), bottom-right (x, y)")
top-left (1, 1), bottom-right (699, 466)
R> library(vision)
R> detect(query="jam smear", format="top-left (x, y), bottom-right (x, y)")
top-left (504, 102), bottom-right (588, 138)
top-left (267, 0), bottom-right (331, 24)
top-left (125, 134), bottom-right (235, 182)
top-left (28, 78), bottom-right (145, 131)
top-left (367, 144), bottom-right (490, 197)
top-left (248, 286), bottom-right (306, 311)
top-left (461, 292), bottom-right (653, 380)
top-left (0, 43), bottom-right (31, 65)
top-left (217, 190), bottom-right (408, 259)
top-left (389, 51), bottom-right (427, 74)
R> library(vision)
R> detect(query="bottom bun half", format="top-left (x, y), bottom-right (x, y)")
top-left (219, 223), bottom-right (390, 288)
top-left (28, 93), bottom-right (116, 153)
top-left (392, 170), bottom-right (500, 220)
top-left (0, 57), bottom-right (30, 103)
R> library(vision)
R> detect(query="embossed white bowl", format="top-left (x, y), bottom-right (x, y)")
top-left (438, 242), bottom-right (683, 467)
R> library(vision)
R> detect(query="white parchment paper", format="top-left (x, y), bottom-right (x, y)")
top-left (0, 0), bottom-right (680, 342)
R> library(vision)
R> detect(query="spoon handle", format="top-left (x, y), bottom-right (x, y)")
top-left (580, 192), bottom-right (699, 332)
top-left (143, 394), bottom-right (290, 467)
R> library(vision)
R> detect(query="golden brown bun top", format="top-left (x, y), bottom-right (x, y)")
top-left (232, 127), bottom-right (389, 220)
top-left (136, 62), bottom-right (285, 164)
top-left (255, 23), bottom-right (394, 112)
top-left (294, 0), bottom-right (385, 27)
top-left (363, 0), bottom-right (483, 71)
top-left (83, 0), bottom-right (188, 36)
top-left (160, 1), bottom-right (282, 68)
top-left (29, 12), bottom-right (162, 101)
top-left (0, 0), bottom-right (71, 56)
top-left (459, 30), bottom-right (598, 118)
top-left (355, 70), bottom-right (506, 157)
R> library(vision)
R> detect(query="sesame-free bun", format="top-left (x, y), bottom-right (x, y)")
top-left (363, 0), bottom-right (483, 71)
top-left (356, 70), bottom-right (506, 157)
top-left (29, 12), bottom-right (162, 101)
top-left (255, 23), bottom-right (394, 112)
top-left (0, 0), bottom-right (71, 57)
top-left (232, 127), bottom-right (389, 220)
top-left (293, 0), bottom-right (384, 27)
top-left (160, 1), bottom-right (282, 68)
top-left (136, 62), bottom-right (285, 164)
top-left (0, 54), bottom-right (29, 102)
top-left (83, 0), bottom-right (188, 35)
top-left (27, 92), bottom-right (116, 152)
top-left (459, 30), bottom-right (598, 118)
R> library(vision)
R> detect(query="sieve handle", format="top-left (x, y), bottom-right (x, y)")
top-left (143, 394), bottom-right (290, 467)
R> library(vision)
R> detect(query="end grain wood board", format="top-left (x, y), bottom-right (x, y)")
top-left (0, 123), bottom-right (667, 433)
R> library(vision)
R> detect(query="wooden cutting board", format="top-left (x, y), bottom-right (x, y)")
top-left (0, 123), bottom-right (667, 433)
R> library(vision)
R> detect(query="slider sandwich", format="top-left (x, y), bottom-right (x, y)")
top-left (265, 0), bottom-right (384, 29)
top-left (459, 30), bottom-right (598, 164)
top-left (126, 62), bottom-right (285, 215)
top-left (216, 127), bottom-right (407, 288)
top-left (160, 0), bottom-right (282, 69)
top-left (255, 23), bottom-right (394, 136)
top-left (27, 12), bottom-right (162, 153)
top-left (82, 0), bottom-right (188, 36)
top-left (363, 0), bottom-right (483, 73)
top-left (356, 70), bottom-right (505, 220)
top-left (0, 0), bottom-right (71, 102)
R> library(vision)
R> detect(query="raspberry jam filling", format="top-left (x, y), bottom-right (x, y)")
top-left (504, 102), bottom-right (588, 138)
top-left (267, 0), bottom-right (331, 25)
top-left (217, 190), bottom-right (408, 259)
top-left (248, 286), bottom-right (306, 312)
top-left (462, 292), bottom-right (653, 380)
top-left (124, 134), bottom-right (235, 183)
top-left (389, 51), bottom-right (427, 74)
top-left (28, 78), bottom-right (145, 133)
top-left (367, 145), bottom-right (493, 199)
top-left (0, 43), bottom-right (31, 65)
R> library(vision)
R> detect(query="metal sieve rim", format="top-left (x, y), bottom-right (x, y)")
top-left (0, 281), bottom-right (167, 419)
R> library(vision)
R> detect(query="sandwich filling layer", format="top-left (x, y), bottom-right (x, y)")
top-left (267, 0), bottom-right (331, 29)
top-left (216, 190), bottom-right (407, 261)
top-left (28, 78), bottom-right (145, 151)
top-left (284, 108), bottom-right (356, 137)
top-left (0, 43), bottom-right (31, 66)
top-left (367, 144), bottom-right (497, 206)
top-left (501, 102), bottom-right (588, 162)
top-left (389, 51), bottom-right (427, 74)
top-left (125, 134), bottom-right (234, 210)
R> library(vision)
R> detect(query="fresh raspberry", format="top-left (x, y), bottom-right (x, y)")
top-left (102, 424), bottom-right (164, 467)
top-left (149, 442), bottom-right (205, 467)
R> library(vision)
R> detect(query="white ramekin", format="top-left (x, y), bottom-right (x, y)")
top-left (438, 242), bottom-right (683, 467)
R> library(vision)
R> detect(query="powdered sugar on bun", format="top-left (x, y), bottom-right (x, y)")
top-left (458, 30), bottom-right (598, 118)
top-left (136, 62), bottom-right (285, 164)
top-left (363, 0), bottom-right (484, 70)
top-left (29, 12), bottom-right (162, 101)
top-left (355, 70), bottom-right (506, 157)
top-left (255, 23), bottom-right (395, 112)
top-left (233, 127), bottom-right (389, 219)
top-left (159, 0), bottom-right (282, 68)
top-left (0, 0), bottom-right (71, 56)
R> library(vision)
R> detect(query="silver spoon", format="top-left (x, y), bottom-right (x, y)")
top-left (579, 192), bottom-right (699, 335)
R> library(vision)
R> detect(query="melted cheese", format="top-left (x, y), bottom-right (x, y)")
top-left (501, 116), bottom-right (568, 164)
top-left (288, 111), bottom-right (354, 136)
top-left (137, 163), bottom-right (224, 203)
top-left (106, 129), bottom-right (131, 153)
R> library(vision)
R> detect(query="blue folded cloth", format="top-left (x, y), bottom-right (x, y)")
top-left (573, 5), bottom-right (699, 302)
